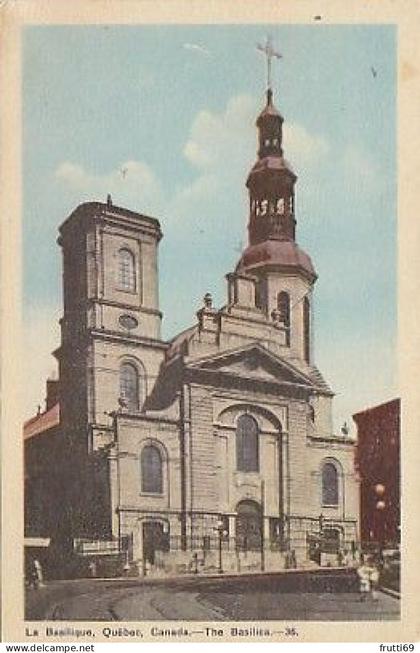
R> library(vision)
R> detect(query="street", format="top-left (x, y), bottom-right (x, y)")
top-left (26, 571), bottom-right (400, 622)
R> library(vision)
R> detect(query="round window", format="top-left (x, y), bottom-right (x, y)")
top-left (119, 314), bottom-right (138, 330)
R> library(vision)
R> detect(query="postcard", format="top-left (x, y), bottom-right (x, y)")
top-left (1, 0), bottom-right (420, 645)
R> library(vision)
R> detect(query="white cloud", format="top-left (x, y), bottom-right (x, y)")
top-left (55, 159), bottom-right (163, 216)
top-left (183, 95), bottom-right (329, 173)
top-left (283, 123), bottom-right (329, 164)
top-left (174, 95), bottom-right (330, 226)
top-left (172, 173), bottom-right (219, 210)
top-left (183, 95), bottom-right (256, 171)
top-left (54, 97), bottom-right (330, 229)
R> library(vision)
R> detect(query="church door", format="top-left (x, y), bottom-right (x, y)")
top-left (321, 527), bottom-right (341, 554)
top-left (236, 500), bottom-right (262, 551)
top-left (142, 522), bottom-right (169, 566)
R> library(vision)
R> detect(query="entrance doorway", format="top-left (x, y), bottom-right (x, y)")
top-left (322, 527), bottom-right (341, 553)
top-left (236, 500), bottom-right (262, 551)
top-left (142, 521), bottom-right (169, 566)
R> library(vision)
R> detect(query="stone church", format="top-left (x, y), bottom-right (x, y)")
top-left (46, 84), bottom-right (359, 574)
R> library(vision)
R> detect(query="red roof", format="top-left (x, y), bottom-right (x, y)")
top-left (256, 89), bottom-right (283, 122)
top-left (236, 240), bottom-right (316, 280)
top-left (247, 156), bottom-right (296, 182)
top-left (23, 403), bottom-right (60, 440)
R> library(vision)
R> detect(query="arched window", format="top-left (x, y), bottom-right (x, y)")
top-left (303, 296), bottom-right (310, 363)
top-left (255, 280), bottom-right (265, 310)
top-left (236, 414), bottom-right (259, 472)
top-left (118, 248), bottom-right (136, 292)
top-left (277, 291), bottom-right (290, 346)
top-left (141, 445), bottom-right (163, 494)
top-left (276, 198), bottom-right (285, 215)
top-left (289, 194), bottom-right (294, 214)
top-left (322, 461), bottom-right (339, 506)
top-left (119, 362), bottom-right (139, 411)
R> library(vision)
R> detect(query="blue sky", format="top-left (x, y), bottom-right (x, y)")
top-left (23, 25), bottom-right (397, 429)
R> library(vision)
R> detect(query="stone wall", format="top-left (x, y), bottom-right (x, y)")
top-left (188, 384), bottom-right (219, 511)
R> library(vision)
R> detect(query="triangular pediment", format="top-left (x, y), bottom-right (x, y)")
top-left (186, 343), bottom-right (321, 390)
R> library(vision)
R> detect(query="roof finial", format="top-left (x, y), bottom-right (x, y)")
top-left (256, 36), bottom-right (282, 92)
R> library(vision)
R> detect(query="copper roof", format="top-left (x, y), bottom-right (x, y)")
top-left (257, 103), bottom-right (282, 120)
top-left (23, 403), bottom-right (60, 440)
top-left (256, 89), bottom-right (283, 122)
top-left (236, 240), bottom-right (317, 279)
top-left (246, 156), bottom-right (296, 186)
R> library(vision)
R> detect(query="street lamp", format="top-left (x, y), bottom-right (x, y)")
top-left (375, 483), bottom-right (385, 497)
top-left (317, 513), bottom-right (324, 566)
top-left (374, 483), bottom-right (386, 560)
top-left (216, 518), bottom-right (228, 574)
top-left (104, 407), bottom-right (125, 566)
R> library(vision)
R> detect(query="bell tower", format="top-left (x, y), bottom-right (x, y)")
top-left (247, 87), bottom-right (297, 245)
top-left (57, 199), bottom-right (166, 455)
top-left (236, 44), bottom-right (317, 366)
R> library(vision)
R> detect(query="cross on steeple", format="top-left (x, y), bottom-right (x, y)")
top-left (256, 36), bottom-right (282, 90)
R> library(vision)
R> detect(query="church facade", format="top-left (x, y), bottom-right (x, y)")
top-left (54, 86), bottom-right (359, 573)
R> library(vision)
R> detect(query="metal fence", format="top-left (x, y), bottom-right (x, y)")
top-left (73, 535), bottom-right (132, 556)
top-left (167, 535), bottom-right (288, 553)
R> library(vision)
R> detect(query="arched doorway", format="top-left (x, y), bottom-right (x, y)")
top-left (236, 500), bottom-right (262, 551)
top-left (142, 521), bottom-right (169, 566)
top-left (322, 527), bottom-right (341, 554)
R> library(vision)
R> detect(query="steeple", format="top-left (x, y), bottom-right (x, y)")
top-left (246, 87), bottom-right (297, 245)
top-left (233, 69), bottom-right (317, 363)
top-left (256, 88), bottom-right (284, 158)
top-left (235, 43), bottom-right (316, 289)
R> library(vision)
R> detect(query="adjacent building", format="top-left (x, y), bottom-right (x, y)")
top-left (24, 380), bottom-right (61, 570)
top-left (353, 398), bottom-right (400, 548)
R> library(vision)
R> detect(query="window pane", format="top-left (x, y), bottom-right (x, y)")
top-left (322, 462), bottom-right (338, 505)
top-left (277, 292), bottom-right (290, 325)
top-left (118, 248), bottom-right (136, 292)
top-left (237, 415), bottom-right (259, 472)
top-left (141, 446), bottom-right (163, 494)
top-left (120, 363), bottom-right (139, 411)
top-left (277, 292), bottom-right (290, 346)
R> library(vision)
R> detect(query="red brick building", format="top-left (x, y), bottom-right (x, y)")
top-left (24, 380), bottom-right (61, 539)
top-left (353, 399), bottom-right (400, 547)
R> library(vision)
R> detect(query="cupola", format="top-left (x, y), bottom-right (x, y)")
top-left (246, 87), bottom-right (297, 246)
